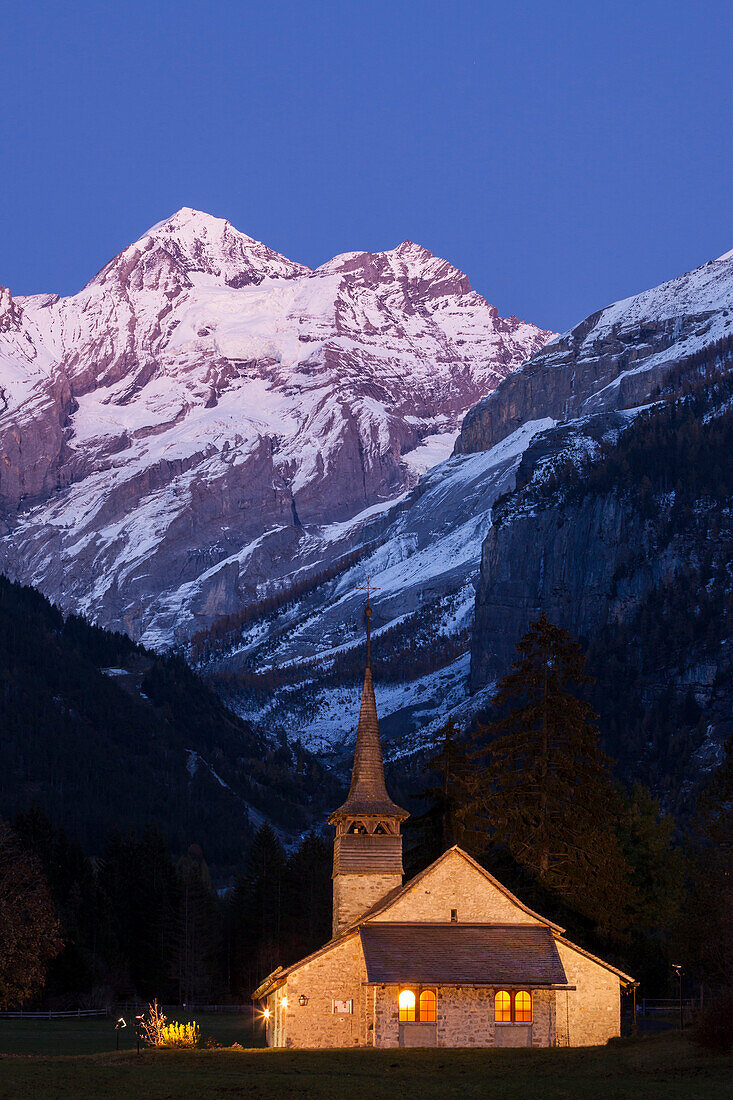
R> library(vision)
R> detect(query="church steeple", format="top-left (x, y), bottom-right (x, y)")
top-left (329, 597), bottom-right (408, 935)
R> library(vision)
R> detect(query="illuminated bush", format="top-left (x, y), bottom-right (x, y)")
top-left (159, 1021), bottom-right (201, 1048)
top-left (140, 1001), bottom-right (201, 1048)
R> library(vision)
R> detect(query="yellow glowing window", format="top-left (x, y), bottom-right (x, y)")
top-left (515, 991), bottom-right (532, 1022)
top-left (494, 990), bottom-right (511, 1022)
top-left (398, 989), bottom-right (416, 1022)
top-left (419, 990), bottom-right (436, 1022)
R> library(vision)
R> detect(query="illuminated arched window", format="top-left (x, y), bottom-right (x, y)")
top-left (494, 990), bottom-right (511, 1022)
top-left (398, 989), bottom-right (416, 1022)
top-left (515, 991), bottom-right (532, 1022)
top-left (419, 989), bottom-right (436, 1022)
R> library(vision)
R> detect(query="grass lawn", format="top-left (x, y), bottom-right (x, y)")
top-left (0, 1031), bottom-right (730, 1100)
top-left (0, 1012), bottom-right (261, 1057)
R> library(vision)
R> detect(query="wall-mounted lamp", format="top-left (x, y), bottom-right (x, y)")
top-left (281, 996), bottom-right (288, 1009)
top-left (299, 994), bottom-right (308, 1006)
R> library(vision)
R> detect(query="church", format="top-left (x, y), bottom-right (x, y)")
top-left (253, 603), bottom-right (634, 1048)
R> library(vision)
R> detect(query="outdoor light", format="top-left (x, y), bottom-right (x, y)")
top-left (114, 1016), bottom-right (126, 1051)
top-left (299, 994), bottom-right (308, 1006)
top-left (263, 1008), bottom-right (270, 1020)
top-left (281, 996), bottom-right (288, 1009)
top-left (135, 1014), bottom-right (145, 1056)
top-left (672, 963), bottom-right (684, 1031)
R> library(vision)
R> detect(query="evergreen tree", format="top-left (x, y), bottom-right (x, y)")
top-left (236, 824), bottom-right (286, 991)
top-left (465, 615), bottom-right (632, 934)
top-left (173, 844), bottom-right (222, 1004)
top-left (0, 820), bottom-right (62, 1008)
top-left (98, 826), bottom-right (181, 1001)
top-left (13, 807), bottom-right (110, 1001)
top-left (408, 719), bottom-right (472, 870)
top-left (615, 784), bottom-right (683, 984)
top-left (281, 832), bottom-right (331, 962)
top-left (680, 733), bottom-right (733, 991)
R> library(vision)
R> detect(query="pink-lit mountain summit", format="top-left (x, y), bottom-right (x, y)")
top-left (0, 209), bottom-right (551, 641)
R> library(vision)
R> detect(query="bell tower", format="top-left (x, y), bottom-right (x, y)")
top-left (329, 597), bottom-right (408, 936)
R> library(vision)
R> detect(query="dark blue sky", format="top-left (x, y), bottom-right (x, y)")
top-left (1, 1), bottom-right (730, 331)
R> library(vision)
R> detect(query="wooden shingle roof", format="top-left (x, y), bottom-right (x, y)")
top-left (359, 923), bottom-right (569, 986)
top-left (329, 607), bottom-right (407, 822)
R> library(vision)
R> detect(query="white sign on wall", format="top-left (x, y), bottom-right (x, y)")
top-left (332, 999), bottom-right (353, 1014)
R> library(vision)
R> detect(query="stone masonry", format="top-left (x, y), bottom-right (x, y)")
top-left (332, 872), bottom-right (403, 937)
top-left (370, 849), bottom-right (544, 925)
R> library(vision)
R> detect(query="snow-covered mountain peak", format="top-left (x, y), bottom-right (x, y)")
top-left (89, 207), bottom-right (310, 293)
top-left (0, 211), bottom-right (553, 642)
top-left (149, 206), bottom-right (253, 242)
top-left (315, 240), bottom-right (474, 308)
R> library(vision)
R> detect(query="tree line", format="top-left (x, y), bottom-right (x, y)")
top-left (0, 807), bottom-right (332, 1010)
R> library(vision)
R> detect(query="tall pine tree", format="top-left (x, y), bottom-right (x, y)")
top-left (408, 719), bottom-right (472, 871)
top-left (465, 614), bottom-right (632, 934)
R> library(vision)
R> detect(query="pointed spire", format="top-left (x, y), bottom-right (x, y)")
top-left (329, 601), bottom-right (407, 822)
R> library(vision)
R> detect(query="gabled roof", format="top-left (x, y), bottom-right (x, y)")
top-left (360, 923), bottom-right (569, 986)
top-left (252, 846), bottom-right (569, 998)
top-left (253, 926), bottom-right (362, 999)
top-left (342, 846), bottom-right (566, 934)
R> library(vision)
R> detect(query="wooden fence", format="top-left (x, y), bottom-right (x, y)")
top-left (0, 1009), bottom-right (108, 1019)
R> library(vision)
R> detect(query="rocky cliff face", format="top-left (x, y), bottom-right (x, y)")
top-left (456, 253), bottom-right (733, 455)
top-left (465, 249), bottom-right (733, 694)
top-left (0, 208), bottom-right (551, 643)
top-left (467, 285), bottom-right (733, 801)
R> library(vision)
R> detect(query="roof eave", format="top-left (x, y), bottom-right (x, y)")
top-left (362, 980), bottom-right (577, 990)
top-left (554, 934), bottom-right (636, 984)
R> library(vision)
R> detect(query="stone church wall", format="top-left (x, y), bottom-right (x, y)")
top-left (370, 850), bottom-right (544, 925)
top-left (372, 984), bottom-right (556, 1048)
top-left (554, 939), bottom-right (621, 1046)
top-left (332, 872), bottom-right (403, 935)
top-left (277, 934), bottom-right (369, 1048)
top-left (435, 987), bottom-right (496, 1047)
top-left (530, 988), bottom-right (555, 1047)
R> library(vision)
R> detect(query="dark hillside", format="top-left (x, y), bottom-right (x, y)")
top-left (0, 577), bottom-right (338, 867)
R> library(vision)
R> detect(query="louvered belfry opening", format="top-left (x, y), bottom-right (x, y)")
top-left (329, 600), bottom-right (408, 932)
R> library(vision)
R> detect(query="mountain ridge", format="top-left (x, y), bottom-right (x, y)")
top-left (0, 209), bottom-right (551, 644)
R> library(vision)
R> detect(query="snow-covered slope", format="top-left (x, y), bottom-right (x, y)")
top-left (200, 248), bottom-right (733, 768)
top-left (0, 208), bottom-right (552, 640)
top-left (201, 417), bottom-right (555, 761)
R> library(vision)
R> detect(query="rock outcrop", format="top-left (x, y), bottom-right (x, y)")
top-left (456, 255), bottom-right (733, 455)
